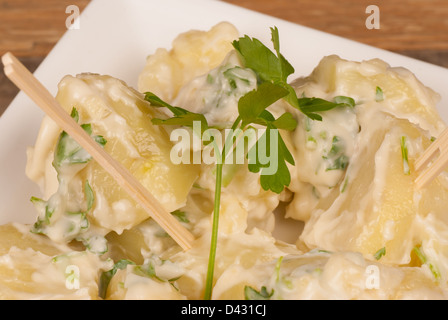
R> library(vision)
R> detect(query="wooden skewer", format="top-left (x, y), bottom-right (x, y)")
top-left (415, 127), bottom-right (448, 189)
top-left (2, 52), bottom-right (194, 251)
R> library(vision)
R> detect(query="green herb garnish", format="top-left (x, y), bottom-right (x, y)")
top-left (133, 259), bottom-right (182, 290)
top-left (145, 92), bottom-right (210, 137)
top-left (232, 27), bottom-right (353, 121)
top-left (334, 95), bottom-right (356, 107)
top-left (401, 136), bottom-right (410, 175)
top-left (145, 26), bottom-right (354, 300)
top-left (375, 86), bottom-right (384, 102)
top-left (54, 108), bottom-right (106, 167)
top-left (99, 259), bottom-right (135, 299)
top-left (30, 108), bottom-right (107, 252)
top-left (244, 285), bottom-right (274, 300)
top-left (238, 82), bottom-right (296, 193)
top-left (413, 246), bottom-right (441, 281)
top-left (374, 247), bottom-right (386, 260)
top-left (171, 209), bottom-right (190, 223)
top-left (321, 135), bottom-right (350, 172)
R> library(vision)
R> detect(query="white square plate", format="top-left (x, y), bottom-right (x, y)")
top-left (1, 0), bottom-right (448, 224)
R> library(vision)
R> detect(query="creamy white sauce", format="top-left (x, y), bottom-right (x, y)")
top-left (173, 51), bottom-right (257, 127)
top-left (7, 25), bottom-right (448, 300)
top-left (294, 105), bottom-right (359, 188)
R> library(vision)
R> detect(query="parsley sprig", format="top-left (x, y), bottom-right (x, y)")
top-left (233, 27), bottom-right (350, 121)
top-left (144, 26), bottom-right (354, 300)
top-left (144, 92), bottom-right (210, 137)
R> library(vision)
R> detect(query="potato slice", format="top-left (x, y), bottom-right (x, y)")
top-left (288, 55), bottom-right (448, 267)
top-left (299, 114), bottom-right (448, 265)
top-left (0, 223), bottom-right (63, 256)
top-left (27, 73), bottom-right (200, 237)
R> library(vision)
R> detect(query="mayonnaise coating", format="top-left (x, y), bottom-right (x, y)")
top-left (1, 22), bottom-right (448, 300)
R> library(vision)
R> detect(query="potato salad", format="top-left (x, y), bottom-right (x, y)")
top-left (1, 21), bottom-right (448, 300)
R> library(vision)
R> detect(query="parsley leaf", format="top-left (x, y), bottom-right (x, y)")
top-left (233, 39), bottom-right (289, 83)
top-left (270, 26), bottom-right (295, 83)
top-left (232, 26), bottom-right (294, 84)
top-left (144, 92), bottom-right (209, 136)
top-left (53, 108), bottom-right (106, 167)
top-left (233, 27), bottom-right (355, 121)
top-left (296, 96), bottom-right (356, 121)
top-left (247, 122), bottom-right (295, 193)
top-left (144, 92), bottom-right (189, 117)
top-left (238, 82), bottom-right (289, 127)
top-left (237, 82), bottom-right (296, 193)
top-left (272, 112), bottom-right (297, 131)
top-left (298, 97), bottom-right (342, 117)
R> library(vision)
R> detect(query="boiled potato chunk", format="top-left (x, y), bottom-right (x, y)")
top-left (28, 73), bottom-right (199, 235)
top-left (138, 21), bottom-right (239, 101)
top-left (0, 223), bottom-right (62, 256)
top-left (354, 120), bottom-right (431, 263)
top-left (306, 55), bottom-right (444, 135)
top-left (289, 55), bottom-right (448, 268)
top-left (0, 223), bottom-right (110, 299)
top-left (286, 55), bottom-right (444, 224)
top-left (300, 107), bottom-right (448, 266)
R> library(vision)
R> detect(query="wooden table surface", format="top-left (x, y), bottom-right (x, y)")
top-left (1, 0), bottom-right (448, 115)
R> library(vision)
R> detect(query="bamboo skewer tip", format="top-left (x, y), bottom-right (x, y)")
top-left (415, 127), bottom-right (448, 190)
top-left (2, 52), bottom-right (194, 251)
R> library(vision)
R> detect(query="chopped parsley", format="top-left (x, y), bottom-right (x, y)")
top-left (30, 108), bottom-right (107, 253)
top-left (99, 259), bottom-right (135, 299)
top-left (401, 136), bottom-right (410, 175)
top-left (244, 286), bottom-right (274, 300)
top-left (374, 247), bottom-right (386, 260)
top-left (375, 86), bottom-right (384, 102)
top-left (413, 246), bottom-right (441, 281)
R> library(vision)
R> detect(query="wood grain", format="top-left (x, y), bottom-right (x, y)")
top-left (222, 0), bottom-right (448, 52)
top-left (1, 0), bottom-right (448, 115)
top-left (0, 0), bottom-right (90, 57)
top-left (0, 0), bottom-right (90, 115)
